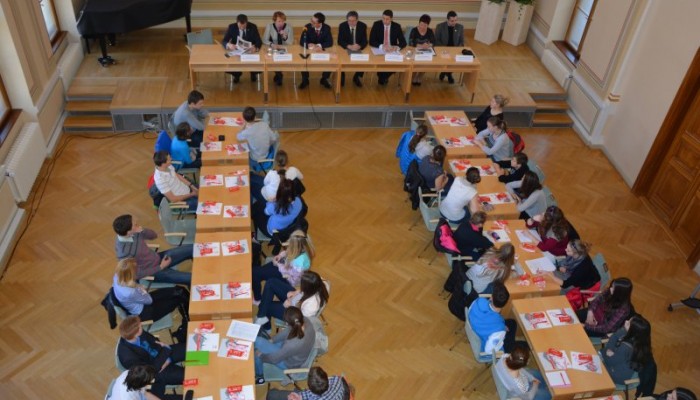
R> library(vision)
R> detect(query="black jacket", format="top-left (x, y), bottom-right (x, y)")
top-left (369, 20), bottom-right (406, 49)
top-left (223, 22), bottom-right (262, 49)
top-left (301, 23), bottom-right (333, 48)
top-left (118, 330), bottom-right (171, 372)
top-left (338, 21), bottom-right (368, 49)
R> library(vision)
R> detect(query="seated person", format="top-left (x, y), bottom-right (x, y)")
top-left (439, 167), bottom-right (481, 224)
top-left (252, 179), bottom-right (304, 238)
top-left (495, 343), bottom-right (551, 400)
top-left (543, 240), bottom-right (601, 293)
top-left (170, 122), bottom-right (201, 169)
top-left (109, 365), bottom-right (177, 400)
top-left (172, 90), bottom-right (207, 147)
top-left (237, 106), bottom-right (280, 166)
top-left (476, 117), bottom-right (513, 165)
top-left (396, 124), bottom-right (433, 175)
top-left (223, 14), bottom-right (263, 83)
top-left (602, 315), bottom-right (653, 385)
top-left (419, 145), bottom-right (453, 192)
top-left (409, 14), bottom-right (435, 85)
top-left (255, 270), bottom-right (329, 332)
top-left (299, 12), bottom-right (333, 90)
top-left (254, 307), bottom-right (316, 384)
top-left (453, 211), bottom-right (494, 260)
top-left (523, 206), bottom-right (577, 256)
top-left (117, 316), bottom-right (185, 399)
top-left (496, 152), bottom-right (530, 184)
top-left (655, 388), bottom-right (697, 400)
top-left (252, 230), bottom-right (313, 303)
top-left (466, 243), bottom-right (514, 295)
top-left (576, 277), bottom-right (634, 337)
top-left (112, 258), bottom-right (189, 322)
top-left (153, 150), bottom-right (199, 212)
top-left (506, 171), bottom-right (546, 220)
top-left (266, 366), bottom-right (352, 400)
top-left (113, 214), bottom-right (192, 285)
top-left (263, 11), bottom-right (294, 86)
top-left (468, 281), bottom-right (523, 353)
top-left (472, 94), bottom-right (508, 133)
top-left (261, 150), bottom-right (304, 202)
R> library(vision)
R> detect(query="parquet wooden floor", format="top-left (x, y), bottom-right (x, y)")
top-left (0, 127), bottom-right (699, 399)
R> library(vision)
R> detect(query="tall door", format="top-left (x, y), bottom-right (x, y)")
top-left (646, 92), bottom-right (700, 257)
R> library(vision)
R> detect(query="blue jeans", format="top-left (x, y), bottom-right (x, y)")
top-left (257, 277), bottom-right (294, 330)
top-left (252, 261), bottom-right (285, 301)
top-left (153, 244), bottom-right (193, 285)
top-left (254, 337), bottom-right (287, 377)
top-left (529, 369), bottom-right (552, 400)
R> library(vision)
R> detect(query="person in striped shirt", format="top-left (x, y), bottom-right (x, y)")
top-left (266, 366), bottom-right (351, 400)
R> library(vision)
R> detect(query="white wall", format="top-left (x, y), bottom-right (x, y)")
top-left (600, 0), bottom-right (700, 185)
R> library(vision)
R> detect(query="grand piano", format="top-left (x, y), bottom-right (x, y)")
top-left (76, 0), bottom-right (192, 66)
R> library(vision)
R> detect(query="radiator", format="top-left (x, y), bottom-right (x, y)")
top-left (542, 49), bottom-right (573, 90)
top-left (4, 123), bottom-right (47, 203)
top-left (57, 42), bottom-right (84, 90)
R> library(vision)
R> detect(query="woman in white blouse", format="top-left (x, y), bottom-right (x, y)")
top-left (254, 271), bottom-right (329, 331)
top-left (261, 150), bottom-right (304, 202)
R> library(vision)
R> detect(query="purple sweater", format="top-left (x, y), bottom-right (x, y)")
top-left (115, 229), bottom-right (161, 279)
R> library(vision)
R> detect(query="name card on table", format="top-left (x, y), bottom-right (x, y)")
top-left (414, 54), bottom-right (433, 61)
top-left (350, 53), bottom-right (370, 61)
top-left (240, 54), bottom-right (260, 62)
top-left (385, 54), bottom-right (404, 62)
top-left (310, 53), bottom-right (330, 61)
top-left (455, 55), bottom-right (474, 62)
top-left (273, 53), bottom-right (293, 62)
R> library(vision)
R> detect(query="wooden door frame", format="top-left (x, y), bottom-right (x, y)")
top-left (633, 47), bottom-right (700, 195)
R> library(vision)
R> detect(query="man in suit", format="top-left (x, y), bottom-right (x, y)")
top-left (337, 10), bottom-right (368, 88)
top-left (369, 9), bottom-right (407, 85)
top-left (300, 12), bottom-right (333, 89)
top-left (223, 14), bottom-right (263, 83)
top-left (435, 10), bottom-right (465, 84)
top-left (116, 316), bottom-right (185, 398)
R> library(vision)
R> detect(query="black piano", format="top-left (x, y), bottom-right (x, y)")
top-left (77, 0), bottom-right (192, 66)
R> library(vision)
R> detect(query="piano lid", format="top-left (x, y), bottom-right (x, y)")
top-left (77, 0), bottom-right (191, 35)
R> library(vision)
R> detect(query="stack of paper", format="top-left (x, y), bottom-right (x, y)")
top-left (226, 320), bottom-right (260, 341)
top-left (196, 201), bottom-right (223, 215)
top-left (221, 240), bottom-right (249, 256)
top-left (545, 370), bottom-right (571, 387)
top-left (539, 348), bottom-right (572, 370)
top-left (200, 174), bottom-right (224, 187)
top-left (226, 143), bottom-right (249, 155)
top-left (442, 136), bottom-right (474, 148)
top-left (546, 308), bottom-right (578, 326)
top-left (484, 229), bottom-right (510, 243)
top-left (210, 116), bottom-right (243, 126)
top-left (479, 192), bottom-right (513, 204)
top-left (525, 257), bottom-right (557, 273)
top-left (225, 175), bottom-right (249, 188)
top-left (217, 338), bottom-right (253, 360)
top-left (520, 311), bottom-right (552, 330)
top-left (200, 142), bottom-right (222, 152)
top-left (571, 351), bottom-right (603, 374)
top-left (223, 282), bottom-right (251, 299)
top-left (223, 205), bottom-right (249, 218)
top-left (194, 242), bottom-right (221, 257)
top-left (450, 159), bottom-right (473, 171)
top-left (187, 332), bottom-right (220, 352)
top-left (193, 284), bottom-right (221, 301)
top-left (220, 385), bottom-right (255, 400)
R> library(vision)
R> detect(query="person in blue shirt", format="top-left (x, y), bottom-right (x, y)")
top-left (253, 178), bottom-right (303, 238)
top-left (170, 122), bottom-right (201, 169)
top-left (468, 281), bottom-right (525, 353)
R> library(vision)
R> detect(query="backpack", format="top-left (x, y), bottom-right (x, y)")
top-left (506, 130), bottom-right (525, 153)
top-left (446, 261), bottom-right (478, 321)
top-left (147, 174), bottom-right (164, 208)
top-left (433, 218), bottom-right (460, 255)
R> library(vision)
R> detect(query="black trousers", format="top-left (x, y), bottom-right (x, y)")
top-left (503, 318), bottom-right (529, 353)
top-left (377, 72), bottom-right (395, 82)
top-left (301, 71), bottom-right (331, 81)
top-left (139, 287), bottom-right (189, 322)
top-left (150, 342), bottom-right (186, 397)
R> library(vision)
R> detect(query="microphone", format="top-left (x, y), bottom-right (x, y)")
top-left (300, 27), bottom-right (309, 59)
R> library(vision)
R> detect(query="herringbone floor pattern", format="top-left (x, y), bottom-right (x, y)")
top-left (0, 127), bottom-right (698, 399)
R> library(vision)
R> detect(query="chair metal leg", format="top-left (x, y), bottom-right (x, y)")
top-left (462, 365), bottom-right (490, 392)
top-left (419, 238), bottom-right (432, 254)
top-left (428, 251), bottom-right (439, 265)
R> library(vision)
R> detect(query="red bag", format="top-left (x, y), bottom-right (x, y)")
top-left (566, 287), bottom-right (585, 310)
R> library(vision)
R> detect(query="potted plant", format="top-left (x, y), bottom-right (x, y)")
top-left (474, 0), bottom-right (508, 45)
top-left (502, 0), bottom-right (536, 46)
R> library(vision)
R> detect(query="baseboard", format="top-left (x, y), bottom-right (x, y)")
top-left (46, 111), bottom-right (67, 157)
top-left (0, 208), bottom-right (27, 279)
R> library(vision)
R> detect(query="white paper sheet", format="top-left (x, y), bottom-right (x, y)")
top-left (226, 320), bottom-right (260, 342)
top-left (525, 257), bottom-right (557, 273)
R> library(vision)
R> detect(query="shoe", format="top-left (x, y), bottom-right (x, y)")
top-left (255, 376), bottom-right (266, 385)
top-left (353, 76), bottom-right (363, 87)
top-left (447, 75), bottom-right (455, 84)
top-left (254, 316), bottom-right (270, 326)
top-left (439, 72), bottom-right (446, 81)
top-left (378, 78), bottom-right (387, 86)
top-left (276, 78), bottom-right (283, 86)
top-left (299, 80), bottom-right (309, 89)
top-left (252, 299), bottom-right (261, 306)
top-left (320, 78), bottom-right (331, 89)
top-left (233, 75), bottom-right (240, 84)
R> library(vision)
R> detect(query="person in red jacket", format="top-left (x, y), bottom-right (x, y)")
top-left (523, 206), bottom-right (579, 256)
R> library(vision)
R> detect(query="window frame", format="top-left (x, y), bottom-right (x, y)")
top-left (0, 76), bottom-right (21, 149)
top-left (554, 0), bottom-right (598, 65)
top-left (39, 0), bottom-right (60, 44)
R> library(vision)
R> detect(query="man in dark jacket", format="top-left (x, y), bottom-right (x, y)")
top-left (299, 12), bottom-right (333, 89)
top-left (223, 14), bottom-right (263, 83)
top-left (338, 11), bottom-right (368, 87)
top-left (369, 9), bottom-right (406, 85)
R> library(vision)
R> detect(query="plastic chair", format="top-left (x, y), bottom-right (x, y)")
top-left (490, 353), bottom-right (522, 400)
top-left (403, 26), bottom-right (414, 48)
top-left (263, 348), bottom-right (318, 390)
top-left (252, 140), bottom-right (280, 174)
top-left (409, 186), bottom-right (443, 255)
top-left (527, 160), bottom-right (546, 183)
top-left (616, 373), bottom-right (640, 400)
top-left (459, 302), bottom-right (503, 392)
top-left (581, 253), bottom-right (611, 301)
top-left (543, 186), bottom-right (558, 208)
top-left (104, 378), bottom-right (116, 400)
top-left (158, 198), bottom-right (195, 246)
top-left (111, 297), bottom-right (174, 337)
top-left (668, 283), bottom-right (700, 314)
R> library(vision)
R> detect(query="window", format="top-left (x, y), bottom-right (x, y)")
top-left (556, 0), bottom-right (597, 64)
top-left (0, 78), bottom-right (10, 127)
top-left (39, 0), bottom-right (60, 42)
top-left (0, 76), bottom-right (19, 147)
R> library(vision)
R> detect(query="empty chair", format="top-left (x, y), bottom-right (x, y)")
top-left (527, 160), bottom-right (546, 183)
top-left (157, 198), bottom-right (195, 246)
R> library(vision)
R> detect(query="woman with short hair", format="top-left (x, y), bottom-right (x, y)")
top-left (473, 94), bottom-right (509, 133)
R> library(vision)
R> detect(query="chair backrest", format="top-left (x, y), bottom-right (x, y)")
top-left (527, 160), bottom-right (545, 183)
top-left (167, 115), bottom-right (177, 137)
top-left (490, 356), bottom-right (510, 400)
top-left (158, 198), bottom-right (196, 245)
top-left (154, 130), bottom-right (172, 153)
top-left (592, 253), bottom-right (611, 290)
top-left (187, 29), bottom-right (214, 48)
top-left (104, 378), bottom-right (116, 400)
top-left (262, 110), bottom-right (271, 124)
top-left (464, 303), bottom-right (494, 363)
top-left (291, 347), bottom-right (319, 380)
top-left (543, 186), bottom-right (558, 208)
top-left (115, 339), bottom-right (126, 372)
top-left (418, 186), bottom-right (441, 232)
top-left (403, 25), bottom-right (414, 46)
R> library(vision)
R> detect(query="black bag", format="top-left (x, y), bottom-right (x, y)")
top-left (148, 183), bottom-right (164, 208)
top-left (173, 321), bottom-right (187, 344)
top-left (446, 261), bottom-right (477, 321)
top-left (403, 160), bottom-right (425, 210)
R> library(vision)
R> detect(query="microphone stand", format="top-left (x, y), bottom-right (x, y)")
top-left (300, 30), bottom-right (309, 59)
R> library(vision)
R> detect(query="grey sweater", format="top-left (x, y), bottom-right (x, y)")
top-left (261, 317), bottom-right (316, 367)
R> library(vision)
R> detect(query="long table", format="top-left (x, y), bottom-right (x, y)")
top-left (201, 112), bottom-right (248, 166)
top-left (196, 166), bottom-right (251, 232)
top-left (189, 44), bottom-right (481, 104)
top-left (184, 318), bottom-right (255, 399)
top-left (190, 231), bottom-right (253, 321)
top-left (512, 296), bottom-right (615, 399)
top-left (425, 110), bottom-right (486, 159)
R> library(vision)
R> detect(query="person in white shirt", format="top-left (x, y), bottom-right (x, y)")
top-left (153, 150), bottom-right (198, 211)
top-left (261, 150), bottom-right (304, 201)
top-left (439, 167), bottom-right (482, 223)
top-left (237, 107), bottom-right (280, 167)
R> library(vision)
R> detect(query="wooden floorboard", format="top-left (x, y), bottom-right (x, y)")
top-left (0, 126), bottom-right (698, 399)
